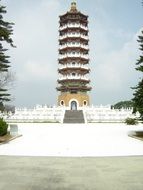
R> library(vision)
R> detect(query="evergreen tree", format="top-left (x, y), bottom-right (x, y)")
top-left (112, 100), bottom-right (133, 109)
top-left (132, 30), bottom-right (143, 120)
top-left (0, 1), bottom-right (15, 109)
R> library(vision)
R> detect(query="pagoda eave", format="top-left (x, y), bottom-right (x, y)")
top-left (58, 57), bottom-right (89, 62)
top-left (59, 27), bottom-right (88, 32)
top-left (59, 12), bottom-right (88, 19)
top-left (59, 47), bottom-right (89, 52)
top-left (59, 37), bottom-right (89, 41)
top-left (59, 28), bottom-right (89, 33)
top-left (59, 38), bottom-right (89, 43)
top-left (56, 86), bottom-right (92, 92)
top-left (57, 79), bottom-right (90, 84)
top-left (58, 68), bottom-right (90, 74)
top-left (59, 58), bottom-right (89, 65)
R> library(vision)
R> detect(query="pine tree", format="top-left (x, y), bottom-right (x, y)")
top-left (132, 30), bottom-right (143, 121)
top-left (0, 1), bottom-right (15, 109)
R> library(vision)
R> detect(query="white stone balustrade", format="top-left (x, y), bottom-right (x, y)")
top-left (59, 64), bottom-right (89, 70)
top-left (59, 24), bottom-right (88, 30)
top-left (0, 104), bottom-right (140, 123)
top-left (59, 44), bottom-right (67, 49)
top-left (59, 33), bottom-right (80, 40)
top-left (4, 105), bottom-right (66, 123)
top-left (81, 44), bottom-right (89, 49)
top-left (58, 75), bottom-right (89, 81)
top-left (59, 44), bottom-right (89, 50)
top-left (80, 34), bottom-right (88, 40)
top-left (59, 53), bottom-right (89, 59)
top-left (80, 25), bottom-right (88, 30)
top-left (59, 33), bottom-right (88, 40)
top-left (83, 106), bottom-right (140, 123)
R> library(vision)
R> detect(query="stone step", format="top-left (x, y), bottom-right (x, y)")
top-left (63, 110), bottom-right (85, 124)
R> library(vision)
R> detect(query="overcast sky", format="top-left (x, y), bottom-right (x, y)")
top-left (3, 0), bottom-right (143, 107)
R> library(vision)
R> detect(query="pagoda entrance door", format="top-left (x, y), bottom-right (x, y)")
top-left (71, 101), bottom-right (77, 110)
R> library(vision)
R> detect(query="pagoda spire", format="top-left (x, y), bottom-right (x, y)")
top-left (70, 0), bottom-right (77, 12)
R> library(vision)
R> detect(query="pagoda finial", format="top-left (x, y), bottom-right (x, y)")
top-left (70, 0), bottom-right (77, 12)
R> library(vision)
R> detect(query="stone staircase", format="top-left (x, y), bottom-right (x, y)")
top-left (63, 110), bottom-right (85, 123)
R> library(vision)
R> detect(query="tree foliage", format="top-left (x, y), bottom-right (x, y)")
top-left (125, 118), bottom-right (138, 125)
top-left (0, 118), bottom-right (8, 136)
top-left (0, 1), bottom-right (15, 109)
top-left (112, 100), bottom-right (133, 109)
top-left (132, 30), bottom-right (143, 121)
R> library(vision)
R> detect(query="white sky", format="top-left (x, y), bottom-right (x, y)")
top-left (3, 0), bottom-right (143, 107)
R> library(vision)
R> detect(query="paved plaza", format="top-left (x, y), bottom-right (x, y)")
top-left (0, 123), bottom-right (143, 157)
top-left (0, 123), bottom-right (143, 190)
top-left (0, 156), bottom-right (143, 190)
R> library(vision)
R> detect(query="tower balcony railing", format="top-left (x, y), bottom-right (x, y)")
top-left (59, 33), bottom-right (80, 40)
top-left (59, 53), bottom-right (89, 60)
top-left (59, 33), bottom-right (88, 40)
top-left (59, 44), bottom-right (89, 50)
top-left (80, 25), bottom-right (88, 30)
top-left (58, 75), bottom-right (89, 81)
top-left (80, 34), bottom-right (88, 40)
top-left (81, 44), bottom-right (89, 49)
top-left (59, 64), bottom-right (89, 70)
top-left (59, 24), bottom-right (88, 31)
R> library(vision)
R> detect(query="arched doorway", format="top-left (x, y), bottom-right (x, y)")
top-left (71, 101), bottom-right (77, 110)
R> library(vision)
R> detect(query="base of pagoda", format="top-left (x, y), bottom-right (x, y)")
top-left (58, 93), bottom-right (90, 109)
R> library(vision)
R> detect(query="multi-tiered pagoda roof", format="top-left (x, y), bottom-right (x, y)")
top-left (57, 1), bottom-right (91, 94)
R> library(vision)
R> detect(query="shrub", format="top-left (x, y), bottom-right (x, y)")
top-left (125, 118), bottom-right (138, 125)
top-left (0, 118), bottom-right (8, 136)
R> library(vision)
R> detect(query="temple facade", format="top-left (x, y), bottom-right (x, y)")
top-left (57, 1), bottom-right (91, 110)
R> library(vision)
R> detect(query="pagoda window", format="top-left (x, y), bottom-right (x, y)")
top-left (71, 91), bottom-right (77, 94)
top-left (60, 100), bottom-right (65, 106)
top-left (72, 73), bottom-right (76, 76)
top-left (83, 101), bottom-right (87, 106)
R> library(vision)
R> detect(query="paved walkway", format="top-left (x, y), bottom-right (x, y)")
top-left (0, 123), bottom-right (143, 190)
top-left (0, 123), bottom-right (143, 157)
top-left (0, 156), bottom-right (143, 190)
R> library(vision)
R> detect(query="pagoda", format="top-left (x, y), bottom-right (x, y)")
top-left (57, 1), bottom-right (91, 110)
